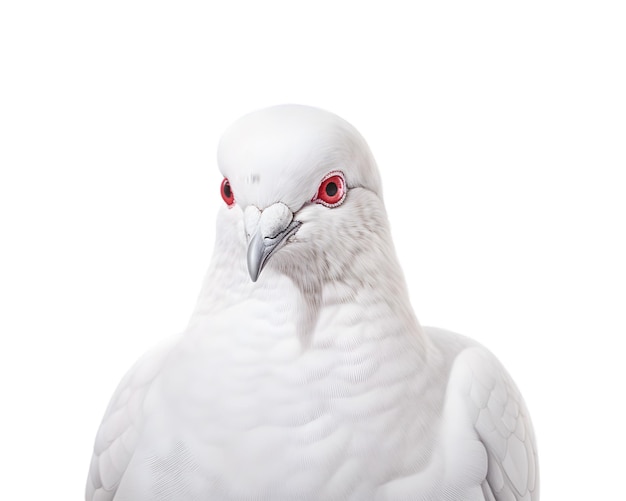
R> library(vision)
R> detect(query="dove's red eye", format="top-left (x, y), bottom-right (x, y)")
top-left (221, 178), bottom-right (235, 207)
top-left (313, 172), bottom-right (346, 207)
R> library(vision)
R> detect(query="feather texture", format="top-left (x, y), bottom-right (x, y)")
top-left (86, 105), bottom-right (539, 500)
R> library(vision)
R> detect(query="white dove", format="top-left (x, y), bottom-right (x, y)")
top-left (86, 104), bottom-right (539, 501)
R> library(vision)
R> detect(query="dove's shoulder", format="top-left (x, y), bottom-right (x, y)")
top-left (429, 328), bottom-right (539, 501)
top-left (85, 335), bottom-right (179, 501)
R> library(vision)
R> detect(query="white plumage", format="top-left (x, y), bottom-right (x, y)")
top-left (86, 104), bottom-right (539, 500)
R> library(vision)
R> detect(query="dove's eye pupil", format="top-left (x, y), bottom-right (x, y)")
top-left (221, 178), bottom-right (235, 207)
top-left (313, 172), bottom-right (346, 208)
top-left (325, 182), bottom-right (338, 197)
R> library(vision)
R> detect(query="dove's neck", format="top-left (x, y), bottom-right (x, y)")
top-left (179, 224), bottom-right (444, 497)
top-left (189, 223), bottom-right (427, 360)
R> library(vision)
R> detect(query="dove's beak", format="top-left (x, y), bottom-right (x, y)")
top-left (247, 220), bottom-right (301, 282)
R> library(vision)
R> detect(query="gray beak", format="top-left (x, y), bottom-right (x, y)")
top-left (244, 202), bottom-right (302, 282)
top-left (246, 220), bottom-right (301, 282)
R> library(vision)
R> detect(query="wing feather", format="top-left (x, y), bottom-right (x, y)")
top-left (86, 342), bottom-right (174, 501)
top-left (453, 347), bottom-right (539, 501)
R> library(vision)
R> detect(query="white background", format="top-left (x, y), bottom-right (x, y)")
top-left (1, 1), bottom-right (624, 499)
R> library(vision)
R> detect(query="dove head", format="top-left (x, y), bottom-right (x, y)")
top-left (216, 104), bottom-right (391, 287)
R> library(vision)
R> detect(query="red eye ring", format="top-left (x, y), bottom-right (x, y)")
top-left (221, 177), bottom-right (235, 207)
top-left (313, 172), bottom-right (346, 207)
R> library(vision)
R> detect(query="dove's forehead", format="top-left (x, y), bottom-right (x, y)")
top-left (217, 105), bottom-right (381, 209)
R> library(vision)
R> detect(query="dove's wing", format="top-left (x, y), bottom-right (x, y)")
top-left (86, 341), bottom-right (174, 501)
top-left (449, 346), bottom-right (539, 501)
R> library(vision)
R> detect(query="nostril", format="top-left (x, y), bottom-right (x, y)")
top-left (260, 202), bottom-right (293, 239)
top-left (244, 205), bottom-right (262, 241)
